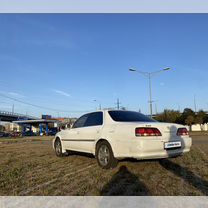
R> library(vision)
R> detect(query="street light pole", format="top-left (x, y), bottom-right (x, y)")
top-left (129, 67), bottom-right (171, 118)
top-left (148, 73), bottom-right (153, 117)
top-left (194, 94), bottom-right (197, 114)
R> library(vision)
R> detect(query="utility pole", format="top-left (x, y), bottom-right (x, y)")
top-left (12, 103), bottom-right (14, 114)
top-left (177, 104), bottom-right (181, 112)
top-left (116, 98), bottom-right (121, 110)
top-left (155, 103), bottom-right (158, 115)
top-left (148, 73), bottom-right (153, 117)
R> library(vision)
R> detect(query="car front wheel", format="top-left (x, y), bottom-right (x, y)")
top-left (54, 138), bottom-right (65, 157)
top-left (96, 141), bottom-right (118, 169)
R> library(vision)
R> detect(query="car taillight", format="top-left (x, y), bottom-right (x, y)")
top-left (135, 128), bottom-right (162, 137)
top-left (177, 128), bottom-right (189, 136)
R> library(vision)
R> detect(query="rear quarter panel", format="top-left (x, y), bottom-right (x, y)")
top-left (101, 123), bottom-right (141, 157)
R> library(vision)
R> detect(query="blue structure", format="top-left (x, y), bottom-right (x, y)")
top-left (14, 119), bottom-right (59, 136)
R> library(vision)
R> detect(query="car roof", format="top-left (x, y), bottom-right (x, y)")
top-left (84, 109), bottom-right (134, 114)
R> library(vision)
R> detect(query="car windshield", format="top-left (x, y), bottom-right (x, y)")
top-left (108, 110), bottom-right (156, 122)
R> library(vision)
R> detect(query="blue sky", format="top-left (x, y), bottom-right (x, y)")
top-left (0, 14), bottom-right (208, 117)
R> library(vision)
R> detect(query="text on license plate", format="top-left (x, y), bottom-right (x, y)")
top-left (164, 141), bottom-right (181, 149)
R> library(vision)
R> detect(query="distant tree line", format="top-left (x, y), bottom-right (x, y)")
top-left (154, 108), bottom-right (208, 129)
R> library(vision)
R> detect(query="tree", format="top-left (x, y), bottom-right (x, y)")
top-left (178, 108), bottom-right (195, 125)
top-left (195, 115), bottom-right (203, 130)
top-left (155, 109), bottom-right (181, 123)
top-left (185, 115), bottom-right (195, 131)
top-left (195, 115), bottom-right (203, 125)
top-left (120, 107), bottom-right (127, 110)
top-left (204, 114), bottom-right (208, 124)
top-left (197, 110), bottom-right (207, 124)
top-left (183, 108), bottom-right (195, 116)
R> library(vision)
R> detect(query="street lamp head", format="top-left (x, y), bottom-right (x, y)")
top-left (163, 67), bottom-right (171, 71)
top-left (129, 68), bottom-right (136, 72)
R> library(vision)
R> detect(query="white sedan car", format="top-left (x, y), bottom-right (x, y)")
top-left (53, 110), bottom-right (192, 169)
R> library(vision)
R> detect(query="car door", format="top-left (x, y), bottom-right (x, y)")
top-left (69, 112), bottom-right (103, 153)
top-left (62, 114), bottom-right (88, 150)
top-left (76, 112), bottom-right (103, 153)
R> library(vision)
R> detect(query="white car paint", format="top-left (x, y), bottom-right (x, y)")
top-left (53, 110), bottom-right (192, 160)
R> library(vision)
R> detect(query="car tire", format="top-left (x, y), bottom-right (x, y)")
top-left (96, 140), bottom-right (118, 169)
top-left (54, 138), bottom-right (65, 157)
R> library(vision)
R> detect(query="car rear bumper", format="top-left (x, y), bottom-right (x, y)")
top-left (133, 148), bottom-right (190, 160)
top-left (114, 136), bottom-right (192, 159)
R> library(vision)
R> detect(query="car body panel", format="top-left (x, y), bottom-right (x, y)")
top-left (53, 110), bottom-right (192, 160)
top-left (61, 125), bottom-right (103, 153)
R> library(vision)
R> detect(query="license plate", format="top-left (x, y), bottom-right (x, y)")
top-left (164, 141), bottom-right (181, 149)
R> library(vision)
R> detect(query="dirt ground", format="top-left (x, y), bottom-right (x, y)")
top-left (0, 135), bottom-right (207, 196)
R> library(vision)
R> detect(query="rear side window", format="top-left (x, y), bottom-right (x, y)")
top-left (72, 114), bottom-right (88, 128)
top-left (108, 110), bottom-right (156, 122)
top-left (84, 112), bottom-right (103, 127)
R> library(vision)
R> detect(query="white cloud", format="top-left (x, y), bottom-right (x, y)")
top-left (53, 89), bottom-right (71, 97)
top-left (0, 91), bottom-right (25, 98)
top-left (8, 92), bottom-right (25, 98)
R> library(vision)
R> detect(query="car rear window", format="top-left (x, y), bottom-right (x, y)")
top-left (108, 110), bottom-right (156, 122)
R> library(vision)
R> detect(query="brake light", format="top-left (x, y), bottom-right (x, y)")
top-left (177, 128), bottom-right (189, 136)
top-left (135, 128), bottom-right (162, 137)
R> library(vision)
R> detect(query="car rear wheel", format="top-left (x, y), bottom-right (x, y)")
top-left (54, 138), bottom-right (65, 157)
top-left (96, 141), bottom-right (118, 169)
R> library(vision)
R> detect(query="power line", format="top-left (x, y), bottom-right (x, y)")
top-left (0, 93), bottom-right (91, 113)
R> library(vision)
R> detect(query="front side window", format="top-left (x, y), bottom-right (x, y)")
top-left (108, 110), bottom-right (156, 122)
top-left (72, 114), bottom-right (88, 128)
top-left (84, 112), bottom-right (103, 127)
